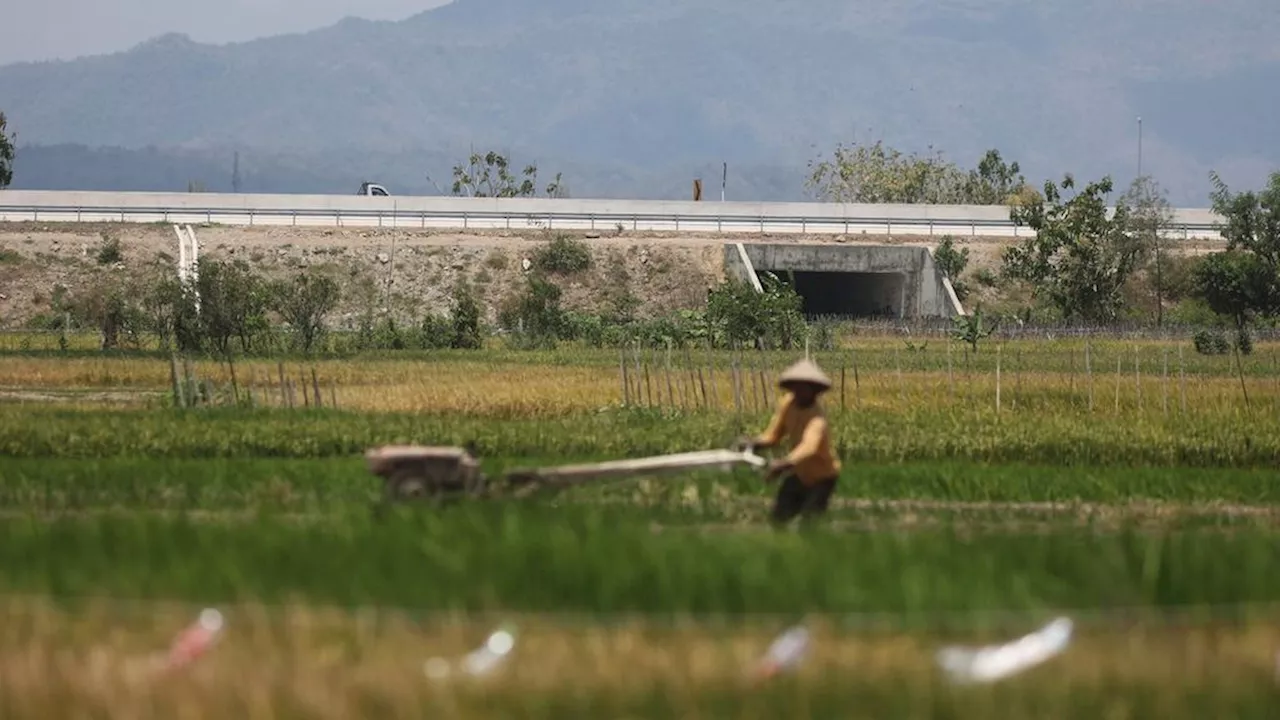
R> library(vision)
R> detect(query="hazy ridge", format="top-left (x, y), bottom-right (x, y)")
top-left (1, 0), bottom-right (1277, 204)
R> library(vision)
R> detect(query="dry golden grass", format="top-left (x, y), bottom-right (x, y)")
top-left (1, 335), bottom-right (1278, 417)
top-left (2, 597), bottom-right (1277, 719)
top-left (1, 351), bottom-right (1277, 419)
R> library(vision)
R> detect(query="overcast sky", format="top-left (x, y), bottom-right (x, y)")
top-left (0, 0), bottom-right (451, 66)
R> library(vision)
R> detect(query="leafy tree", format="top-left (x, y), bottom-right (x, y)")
top-left (451, 151), bottom-right (565, 198)
top-left (1190, 172), bottom-right (1280, 333)
top-left (961, 150), bottom-right (1028, 205)
top-left (69, 276), bottom-right (142, 350)
top-left (806, 141), bottom-right (1030, 206)
top-left (805, 140), bottom-right (967, 204)
top-left (499, 273), bottom-right (566, 347)
top-left (0, 111), bottom-right (14, 189)
top-left (1192, 250), bottom-right (1276, 331)
top-left (1209, 171), bottom-right (1280, 273)
top-left (139, 267), bottom-right (201, 352)
top-left (195, 258), bottom-right (269, 356)
top-left (1001, 175), bottom-right (1143, 324)
top-left (933, 236), bottom-right (971, 301)
top-left (271, 270), bottom-right (340, 354)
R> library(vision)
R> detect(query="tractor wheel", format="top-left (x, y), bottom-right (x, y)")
top-left (388, 471), bottom-right (430, 501)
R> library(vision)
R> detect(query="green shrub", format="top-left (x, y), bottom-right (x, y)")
top-left (706, 273), bottom-right (805, 349)
top-left (533, 235), bottom-right (592, 274)
top-left (95, 234), bottom-right (123, 265)
top-left (449, 284), bottom-right (483, 349)
top-left (1193, 329), bottom-right (1230, 355)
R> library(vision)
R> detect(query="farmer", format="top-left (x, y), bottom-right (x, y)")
top-left (740, 358), bottom-right (842, 525)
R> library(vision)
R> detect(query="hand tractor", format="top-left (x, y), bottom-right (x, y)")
top-left (365, 443), bottom-right (767, 509)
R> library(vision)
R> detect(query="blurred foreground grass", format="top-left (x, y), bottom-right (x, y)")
top-left (3, 597), bottom-right (1278, 719)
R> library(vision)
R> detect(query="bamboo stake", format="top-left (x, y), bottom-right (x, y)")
top-left (946, 339), bottom-right (954, 401)
top-left (747, 350), bottom-right (759, 412)
top-left (633, 343), bottom-right (644, 408)
top-left (995, 344), bottom-right (1002, 415)
top-left (1178, 345), bottom-right (1186, 415)
top-left (228, 356), bottom-right (240, 405)
top-left (852, 347), bottom-right (861, 408)
top-left (704, 342), bottom-right (716, 411)
top-left (1162, 348), bottom-right (1169, 417)
top-left (684, 346), bottom-right (699, 410)
top-left (670, 340), bottom-right (680, 409)
top-left (1134, 345), bottom-right (1141, 411)
top-left (330, 379), bottom-right (338, 410)
top-left (183, 357), bottom-right (196, 407)
top-left (676, 344), bottom-right (688, 411)
top-left (169, 355), bottom-right (184, 409)
top-left (643, 349), bottom-right (654, 408)
top-left (895, 347), bottom-right (904, 408)
top-left (1114, 355), bottom-right (1121, 414)
top-left (737, 345), bottom-right (747, 417)
top-left (1015, 347), bottom-right (1023, 410)
top-left (278, 362), bottom-right (288, 408)
top-left (1085, 340), bottom-right (1094, 412)
top-left (840, 363), bottom-right (847, 412)
top-left (311, 367), bottom-right (322, 409)
top-left (1068, 345), bottom-right (1076, 408)
top-left (620, 346), bottom-right (630, 406)
top-left (696, 363), bottom-right (709, 411)
top-left (1234, 344), bottom-right (1251, 411)
top-left (752, 345), bottom-right (762, 409)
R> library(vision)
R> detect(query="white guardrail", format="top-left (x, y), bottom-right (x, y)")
top-left (0, 190), bottom-right (1226, 239)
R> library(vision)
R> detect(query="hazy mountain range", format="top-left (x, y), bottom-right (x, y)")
top-left (2, 0), bottom-right (1278, 205)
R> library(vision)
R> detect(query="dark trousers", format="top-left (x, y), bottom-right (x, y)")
top-left (770, 473), bottom-right (838, 525)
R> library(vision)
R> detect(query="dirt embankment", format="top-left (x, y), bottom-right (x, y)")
top-left (0, 222), bottom-right (1224, 328)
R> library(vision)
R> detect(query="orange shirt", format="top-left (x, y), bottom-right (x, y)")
top-left (755, 392), bottom-right (841, 485)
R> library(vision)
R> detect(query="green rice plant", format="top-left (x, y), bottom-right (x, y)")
top-left (2, 406), bottom-right (1279, 469)
top-left (3, 511), bottom-right (1279, 617)
top-left (1, 458), bottom-right (1277, 514)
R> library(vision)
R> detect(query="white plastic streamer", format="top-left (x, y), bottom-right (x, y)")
top-left (936, 617), bottom-right (1073, 684)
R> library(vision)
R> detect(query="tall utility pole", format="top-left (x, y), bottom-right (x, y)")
top-left (1136, 116), bottom-right (1143, 179)
top-left (231, 152), bottom-right (241, 193)
top-left (721, 162), bottom-right (727, 202)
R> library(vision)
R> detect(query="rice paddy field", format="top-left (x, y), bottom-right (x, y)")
top-left (2, 332), bottom-right (1280, 718)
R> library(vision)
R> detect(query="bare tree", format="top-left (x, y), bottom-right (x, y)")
top-left (1121, 176), bottom-right (1175, 325)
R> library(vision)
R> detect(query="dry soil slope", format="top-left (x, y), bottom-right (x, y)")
top-left (0, 223), bottom-right (1195, 329)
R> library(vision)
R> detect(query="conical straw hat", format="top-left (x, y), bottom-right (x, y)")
top-left (777, 358), bottom-right (832, 390)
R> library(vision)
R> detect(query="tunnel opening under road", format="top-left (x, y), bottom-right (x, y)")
top-left (786, 270), bottom-right (907, 319)
top-left (725, 243), bottom-right (961, 319)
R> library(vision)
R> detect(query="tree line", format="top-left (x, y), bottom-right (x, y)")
top-left (804, 139), bottom-right (1279, 348)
